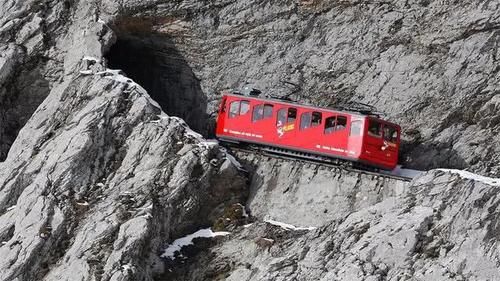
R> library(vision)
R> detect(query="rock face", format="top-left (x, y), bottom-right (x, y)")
top-left (1, 0), bottom-right (500, 173)
top-left (0, 2), bottom-right (247, 280)
top-left (173, 170), bottom-right (500, 281)
top-left (1, 0), bottom-right (500, 281)
top-left (237, 150), bottom-right (408, 227)
top-left (0, 68), bottom-right (247, 281)
top-left (105, 0), bottom-right (500, 176)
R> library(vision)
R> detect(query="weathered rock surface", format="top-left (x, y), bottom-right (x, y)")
top-left (0, 68), bottom-right (247, 280)
top-left (173, 170), bottom-right (500, 281)
top-left (108, 0), bottom-right (500, 176)
top-left (1, 0), bottom-right (500, 173)
top-left (1, 0), bottom-right (500, 280)
top-left (237, 151), bottom-right (408, 226)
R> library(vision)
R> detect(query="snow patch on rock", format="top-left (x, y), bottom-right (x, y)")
top-left (439, 169), bottom-right (500, 187)
top-left (264, 219), bottom-right (317, 231)
top-left (161, 228), bottom-right (231, 259)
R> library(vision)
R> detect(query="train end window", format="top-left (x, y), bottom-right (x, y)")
top-left (252, 104), bottom-right (264, 122)
top-left (240, 101), bottom-right (250, 115)
top-left (350, 120), bottom-right (362, 136)
top-left (312, 112), bottom-right (322, 126)
top-left (229, 101), bottom-right (240, 118)
top-left (220, 97), bottom-right (227, 113)
top-left (368, 119), bottom-right (382, 137)
top-left (264, 104), bottom-right (274, 118)
top-left (300, 112), bottom-right (312, 130)
top-left (324, 116), bottom-right (337, 134)
top-left (287, 108), bottom-right (297, 123)
top-left (383, 125), bottom-right (398, 143)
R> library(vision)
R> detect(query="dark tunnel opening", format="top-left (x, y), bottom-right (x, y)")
top-left (105, 34), bottom-right (208, 135)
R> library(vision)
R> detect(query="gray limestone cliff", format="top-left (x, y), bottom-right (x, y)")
top-left (0, 0), bottom-right (500, 281)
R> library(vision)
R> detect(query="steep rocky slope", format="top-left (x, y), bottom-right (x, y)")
top-left (237, 151), bottom-right (408, 226)
top-left (177, 170), bottom-right (500, 281)
top-left (0, 67), bottom-right (247, 280)
top-left (1, 0), bottom-right (500, 281)
top-left (2, 0), bottom-right (499, 174)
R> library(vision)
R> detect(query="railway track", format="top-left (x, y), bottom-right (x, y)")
top-left (223, 143), bottom-right (413, 182)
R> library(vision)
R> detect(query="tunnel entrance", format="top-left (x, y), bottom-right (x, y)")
top-left (105, 34), bottom-right (208, 135)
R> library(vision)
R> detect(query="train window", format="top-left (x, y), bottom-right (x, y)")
top-left (335, 116), bottom-right (347, 131)
top-left (264, 104), bottom-right (274, 118)
top-left (252, 104), bottom-right (264, 122)
top-left (324, 116), bottom-right (337, 134)
top-left (287, 108), bottom-right (297, 123)
top-left (383, 125), bottom-right (398, 143)
top-left (312, 112), bottom-right (322, 126)
top-left (300, 112), bottom-right (312, 130)
top-left (350, 120), bottom-right (362, 136)
top-left (253, 104), bottom-right (274, 122)
top-left (277, 108), bottom-right (287, 126)
top-left (240, 101), bottom-right (250, 115)
top-left (300, 111), bottom-right (321, 130)
top-left (229, 101), bottom-right (240, 118)
top-left (368, 120), bottom-right (382, 137)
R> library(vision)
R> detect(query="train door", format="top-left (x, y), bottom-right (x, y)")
top-left (323, 114), bottom-right (349, 155)
top-left (347, 118), bottom-right (364, 158)
top-left (297, 110), bottom-right (323, 149)
top-left (251, 103), bottom-right (275, 140)
top-left (364, 118), bottom-right (386, 161)
top-left (275, 107), bottom-right (297, 143)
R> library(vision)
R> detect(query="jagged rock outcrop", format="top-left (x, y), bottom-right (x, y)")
top-left (171, 170), bottom-right (500, 281)
top-left (0, 68), bottom-right (247, 281)
top-left (1, 0), bottom-right (500, 280)
top-left (1, 0), bottom-right (500, 173)
top-left (237, 151), bottom-right (408, 226)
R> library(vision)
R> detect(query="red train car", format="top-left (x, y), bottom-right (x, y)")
top-left (215, 92), bottom-right (400, 170)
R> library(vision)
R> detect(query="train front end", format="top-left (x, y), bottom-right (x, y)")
top-left (359, 117), bottom-right (400, 170)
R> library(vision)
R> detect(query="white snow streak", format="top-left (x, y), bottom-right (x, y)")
top-left (438, 169), bottom-right (500, 187)
top-left (161, 228), bottom-right (230, 259)
top-left (197, 139), bottom-right (218, 150)
top-left (264, 219), bottom-right (316, 231)
top-left (95, 69), bottom-right (148, 95)
top-left (82, 56), bottom-right (100, 63)
top-left (79, 70), bottom-right (93, 75)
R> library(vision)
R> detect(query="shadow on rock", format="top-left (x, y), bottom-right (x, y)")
top-left (105, 19), bottom-right (208, 135)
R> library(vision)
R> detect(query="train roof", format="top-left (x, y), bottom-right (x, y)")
top-left (223, 92), bottom-right (363, 115)
top-left (223, 92), bottom-right (400, 128)
top-left (224, 92), bottom-right (400, 128)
